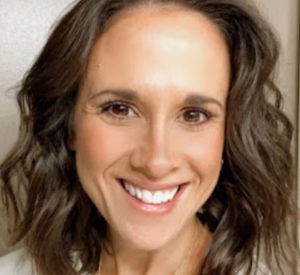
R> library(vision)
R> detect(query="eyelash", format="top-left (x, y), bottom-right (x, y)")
top-left (99, 100), bottom-right (213, 128)
top-left (100, 100), bottom-right (134, 120)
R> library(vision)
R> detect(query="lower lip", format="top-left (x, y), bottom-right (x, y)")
top-left (118, 180), bottom-right (188, 215)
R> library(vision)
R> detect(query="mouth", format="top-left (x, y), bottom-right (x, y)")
top-left (118, 178), bottom-right (184, 205)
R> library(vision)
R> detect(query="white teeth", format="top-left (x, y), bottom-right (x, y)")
top-left (129, 185), bottom-right (136, 196)
top-left (152, 191), bottom-right (163, 204)
top-left (170, 188), bottom-right (177, 198)
top-left (141, 190), bottom-right (152, 203)
top-left (122, 180), bottom-right (179, 204)
top-left (136, 188), bottom-right (142, 199)
top-left (163, 191), bottom-right (170, 203)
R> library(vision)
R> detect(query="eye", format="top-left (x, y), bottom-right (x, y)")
top-left (100, 101), bottom-right (136, 119)
top-left (178, 109), bottom-right (210, 125)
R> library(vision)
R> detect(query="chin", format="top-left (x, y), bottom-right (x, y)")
top-left (119, 223), bottom-right (175, 251)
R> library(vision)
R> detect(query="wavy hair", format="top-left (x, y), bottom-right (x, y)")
top-left (0, 0), bottom-right (297, 274)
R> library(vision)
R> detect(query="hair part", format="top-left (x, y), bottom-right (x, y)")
top-left (0, 0), bottom-right (297, 274)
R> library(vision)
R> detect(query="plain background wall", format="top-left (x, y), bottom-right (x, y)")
top-left (0, 0), bottom-right (75, 163)
top-left (0, 0), bottom-right (299, 270)
top-left (253, 0), bottom-right (299, 147)
top-left (0, 0), bottom-right (75, 256)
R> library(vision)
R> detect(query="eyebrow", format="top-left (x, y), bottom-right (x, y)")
top-left (183, 93), bottom-right (224, 110)
top-left (90, 89), bottom-right (224, 110)
top-left (90, 89), bottom-right (139, 101)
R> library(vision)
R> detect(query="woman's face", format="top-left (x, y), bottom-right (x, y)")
top-left (72, 7), bottom-right (230, 250)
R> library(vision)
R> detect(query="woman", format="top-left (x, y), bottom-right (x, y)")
top-left (0, 0), bottom-right (297, 274)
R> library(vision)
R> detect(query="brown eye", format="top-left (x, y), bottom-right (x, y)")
top-left (179, 110), bottom-right (208, 124)
top-left (101, 102), bottom-right (136, 118)
top-left (111, 104), bottom-right (131, 116)
top-left (184, 111), bottom-right (201, 122)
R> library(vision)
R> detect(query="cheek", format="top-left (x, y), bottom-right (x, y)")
top-left (181, 128), bottom-right (224, 177)
top-left (74, 117), bottom-right (130, 172)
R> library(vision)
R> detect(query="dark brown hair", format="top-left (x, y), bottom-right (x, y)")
top-left (0, 0), bottom-right (298, 274)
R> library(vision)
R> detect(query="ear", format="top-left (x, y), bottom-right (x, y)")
top-left (68, 134), bottom-right (77, 151)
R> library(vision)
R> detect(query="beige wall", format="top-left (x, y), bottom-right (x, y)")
top-left (298, 11), bottom-right (300, 273)
top-left (0, 0), bottom-right (74, 160)
top-left (252, 1), bottom-right (299, 273)
top-left (253, 0), bottom-right (299, 133)
top-left (0, 0), bottom-right (74, 257)
top-left (0, 0), bottom-right (299, 264)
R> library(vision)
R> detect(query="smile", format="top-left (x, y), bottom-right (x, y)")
top-left (118, 179), bottom-right (188, 215)
top-left (119, 179), bottom-right (183, 205)
top-left (123, 180), bottom-right (180, 204)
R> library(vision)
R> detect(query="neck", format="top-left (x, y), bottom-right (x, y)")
top-left (98, 217), bottom-right (211, 275)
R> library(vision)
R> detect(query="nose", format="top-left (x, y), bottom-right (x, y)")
top-left (130, 124), bottom-right (177, 179)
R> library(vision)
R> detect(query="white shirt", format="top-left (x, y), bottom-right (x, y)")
top-left (0, 249), bottom-right (36, 275)
top-left (0, 248), bottom-right (272, 275)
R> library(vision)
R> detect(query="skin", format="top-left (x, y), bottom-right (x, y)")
top-left (71, 5), bottom-right (230, 275)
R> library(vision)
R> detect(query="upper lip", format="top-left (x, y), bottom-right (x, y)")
top-left (119, 178), bottom-right (187, 191)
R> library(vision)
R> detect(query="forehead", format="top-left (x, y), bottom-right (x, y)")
top-left (82, 7), bottom-right (230, 102)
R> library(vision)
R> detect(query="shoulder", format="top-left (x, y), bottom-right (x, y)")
top-left (0, 249), bottom-right (36, 275)
top-left (0, 249), bottom-right (90, 275)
